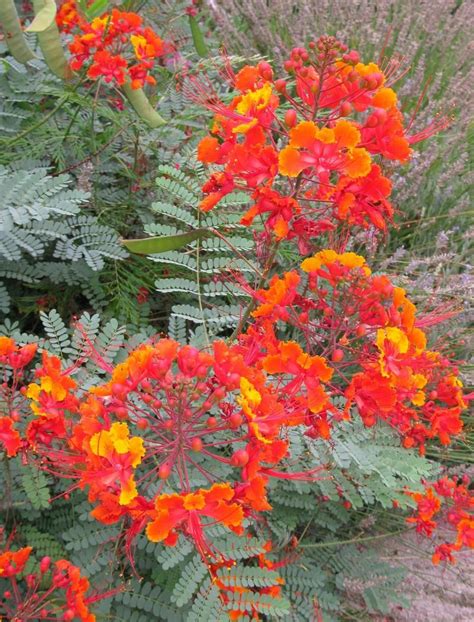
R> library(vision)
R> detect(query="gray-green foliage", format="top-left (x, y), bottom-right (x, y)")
top-left (146, 162), bottom-right (254, 342)
top-left (0, 162), bottom-right (126, 314)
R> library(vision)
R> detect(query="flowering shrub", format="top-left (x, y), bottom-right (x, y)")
top-left (0, 6), bottom-right (471, 618)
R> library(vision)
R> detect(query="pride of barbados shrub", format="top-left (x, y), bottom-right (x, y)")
top-left (0, 28), bottom-right (472, 621)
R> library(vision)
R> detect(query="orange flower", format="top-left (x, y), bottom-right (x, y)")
top-left (26, 352), bottom-right (77, 417)
top-left (301, 249), bottom-right (369, 275)
top-left (0, 547), bottom-right (32, 577)
top-left (87, 50), bottom-right (128, 85)
top-left (0, 336), bottom-right (15, 356)
top-left (146, 483), bottom-right (244, 546)
top-left (252, 271), bottom-right (300, 320)
top-left (279, 119), bottom-right (371, 179)
top-left (262, 341), bottom-right (332, 414)
top-left (197, 136), bottom-right (221, 163)
top-left (407, 476), bottom-right (473, 564)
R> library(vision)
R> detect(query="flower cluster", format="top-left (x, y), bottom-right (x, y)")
top-left (238, 250), bottom-right (466, 452)
top-left (0, 543), bottom-right (99, 621)
top-left (194, 36), bottom-right (448, 249)
top-left (0, 337), bottom-right (37, 457)
top-left (56, 1), bottom-right (169, 89)
top-left (407, 475), bottom-right (473, 564)
top-left (1, 250), bottom-right (464, 573)
top-left (37, 337), bottom-right (327, 556)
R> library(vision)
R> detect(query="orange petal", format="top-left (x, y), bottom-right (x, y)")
top-left (279, 146), bottom-right (305, 177)
top-left (345, 148), bottom-right (372, 178)
top-left (289, 121), bottom-right (317, 148)
top-left (197, 136), bottom-right (220, 163)
top-left (372, 87), bottom-right (397, 109)
top-left (334, 119), bottom-right (361, 148)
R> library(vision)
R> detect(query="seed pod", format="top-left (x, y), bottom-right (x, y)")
top-left (28, 0), bottom-right (71, 79)
top-left (122, 82), bottom-right (167, 128)
top-left (0, 0), bottom-right (36, 63)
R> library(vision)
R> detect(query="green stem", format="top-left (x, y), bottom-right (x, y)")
top-left (3, 92), bottom-right (70, 147)
top-left (0, 0), bottom-right (36, 63)
top-left (298, 527), bottom-right (412, 549)
top-left (229, 241), bottom-right (280, 342)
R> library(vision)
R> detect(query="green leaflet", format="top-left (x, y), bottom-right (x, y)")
top-left (188, 15), bottom-right (208, 57)
top-left (123, 229), bottom-right (212, 255)
top-left (0, 0), bottom-right (36, 62)
top-left (25, 0), bottom-right (56, 32)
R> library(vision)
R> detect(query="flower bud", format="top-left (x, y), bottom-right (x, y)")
top-left (340, 101), bottom-right (352, 117)
top-left (39, 556), bottom-right (51, 574)
top-left (159, 463), bottom-right (171, 480)
top-left (136, 418), bottom-right (149, 430)
top-left (191, 438), bottom-right (203, 452)
top-left (231, 449), bottom-right (249, 467)
top-left (331, 349), bottom-right (344, 362)
top-left (258, 61), bottom-right (273, 81)
top-left (274, 78), bottom-right (287, 92)
top-left (229, 413), bottom-right (243, 429)
top-left (284, 109), bottom-right (297, 128)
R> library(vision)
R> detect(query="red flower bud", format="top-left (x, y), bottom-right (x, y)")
top-left (159, 463), bottom-right (171, 479)
top-left (331, 349), bottom-right (344, 363)
top-left (274, 78), bottom-right (287, 92)
top-left (191, 438), bottom-right (203, 452)
top-left (231, 449), bottom-right (249, 467)
top-left (340, 101), bottom-right (352, 116)
top-left (39, 556), bottom-right (51, 574)
top-left (229, 413), bottom-right (243, 429)
top-left (258, 61), bottom-right (273, 81)
top-left (284, 109), bottom-right (297, 128)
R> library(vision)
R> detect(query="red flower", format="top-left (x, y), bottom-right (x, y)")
top-left (87, 50), bottom-right (128, 85)
top-left (0, 417), bottom-right (21, 457)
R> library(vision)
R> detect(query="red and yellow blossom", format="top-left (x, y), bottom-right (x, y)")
top-left (85, 422), bottom-right (145, 505)
top-left (146, 484), bottom-right (244, 550)
top-left (56, 1), bottom-right (169, 89)
top-left (242, 250), bottom-right (467, 452)
top-left (407, 476), bottom-right (474, 564)
top-left (25, 352), bottom-right (78, 447)
top-left (26, 352), bottom-right (77, 416)
top-left (193, 35), bottom-right (447, 244)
